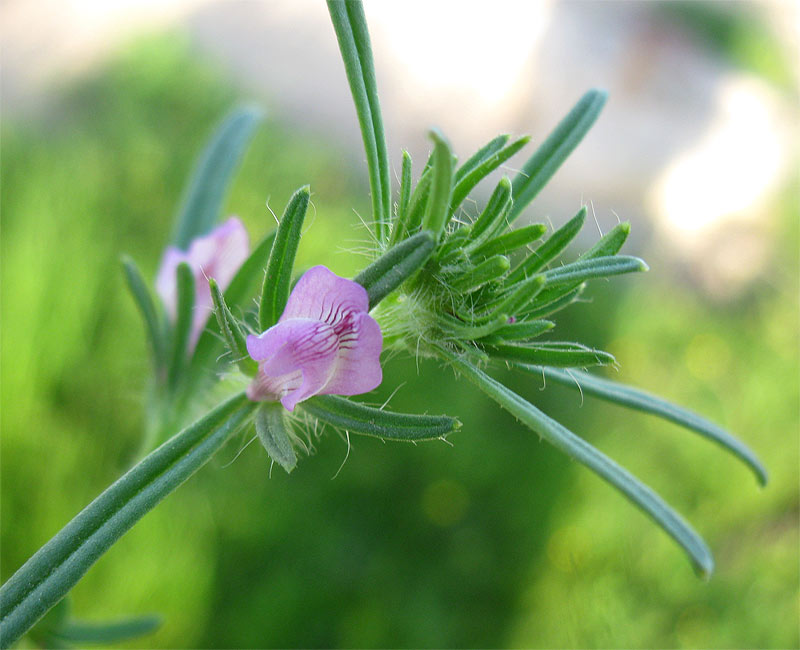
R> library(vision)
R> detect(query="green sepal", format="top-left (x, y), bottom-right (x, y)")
top-left (465, 176), bottom-right (513, 250)
top-left (469, 223), bottom-right (546, 260)
top-left (450, 135), bottom-right (529, 214)
top-left (355, 230), bottom-right (436, 309)
top-left (506, 206), bottom-right (586, 284)
top-left (529, 366), bottom-right (768, 486)
top-left (0, 393), bottom-right (257, 648)
top-left (209, 278), bottom-right (257, 376)
top-left (168, 262), bottom-right (195, 391)
top-left (487, 341), bottom-right (615, 368)
top-left (454, 134), bottom-right (509, 184)
top-left (259, 186), bottom-right (310, 330)
top-left (121, 255), bottom-right (166, 371)
top-left (52, 615), bottom-right (162, 645)
top-left (509, 89), bottom-right (607, 222)
top-left (302, 395), bottom-right (460, 441)
top-left (190, 231), bottom-right (276, 376)
top-left (542, 255), bottom-right (648, 286)
top-left (422, 128), bottom-right (455, 241)
top-left (477, 319), bottom-right (554, 344)
top-left (449, 255), bottom-right (510, 293)
top-left (438, 347), bottom-right (714, 577)
top-left (172, 106), bottom-right (263, 250)
top-left (255, 402), bottom-right (297, 474)
top-left (327, 0), bottom-right (391, 242)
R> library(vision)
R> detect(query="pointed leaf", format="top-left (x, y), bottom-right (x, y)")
top-left (506, 206), bottom-right (586, 284)
top-left (449, 255), bottom-right (510, 293)
top-left (209, 278), bottom-right (257, 376)
top-left (259, 186), bottom-right (310, 330)
top-left (528, 366), bottom-right (768, 485)
top-left (302, 395), bottom-right (460, 440)
top-left (579, 221), bottom-right (630, 260)
top-left (0, 394), bottom-right (257, 647)
top-left (509, 89), bottom-right (607, 222)
top-left (172, 107), bottom-right (263, 249)
top-left (542, 255), bottom-right (648, 286)
top-left (168, 262), bottom-right (195, 391)
top-left (487, 342), bottom-right (615, 368)
top-left (355, 230), bottom-right (436, 309)
top-left (121, 256), bottom-right (166, 369)
top-left (450, 135), bottom-right (530, 213)
top-left (469, 223), bottom-right (546, 260)
top-left (422, 128), bottom-right (455, 241)
top-left (438, 347), bottom-right (714, 576)
top-left (454, 134), bottom-right (509, 184)
top-left (477, 319), bottom-right (554, 344)
top-left (464, 176), bottom-right (514, 251)
top-left (327, 0), bottom-right (391, 242)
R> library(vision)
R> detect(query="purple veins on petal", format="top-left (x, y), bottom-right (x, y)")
top-left (156, 217), bottom-right (250, 351)
top-left (246, 265), bottom-right (383, 411)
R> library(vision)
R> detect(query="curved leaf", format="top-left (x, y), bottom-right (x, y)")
top-left (439, 347), bottom-right (714, 576)
top-left (528, 366), bottom-right (768, 485)
top-left (172, 107), bottom-right (263, 249)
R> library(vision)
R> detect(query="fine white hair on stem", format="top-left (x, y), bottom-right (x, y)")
top-left (331, 430), bottom-right (351, 480)
top-left (564, 368), bottom-right (584, 407)
top-left (590, 200), bottom-right (603, 237)
top-left (222, 433), bottom-right (259, 468)
top-left (265, 196), bottom-right (279, 224)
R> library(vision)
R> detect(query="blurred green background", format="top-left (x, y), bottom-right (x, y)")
top-left (2, 9), bottom-right (798, 649)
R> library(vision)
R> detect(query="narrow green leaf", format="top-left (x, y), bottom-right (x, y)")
top-left (436, 226), bottom-right (472, 263)
top-left (477, 319), bottom-right (554, 344)
top-left (172, 107), bottom-right (263, 249)
top-left (259, 186), bottom-right (310, 330)
top-left (470, 223), bottom-right (546, 260)
top-left (399, 153), bottom-right (436, 241)
top-left (522, 284), bottom-right (584, 319)
top-left (255, 403), bottom-right (297, 473)
top-left (488, 342), bottom-right (615, 368)
top-left (449, 255), bottom-right (510, 293)
top-left (398, 150), bottom-right (412, 220)
top-left (464, 176), bottom-right (514, 250)
top-left (327, 0), bottom-right (391, 242)
top-left (121, 256), bottom-right (166, 369)
top-left (477, 274), bottom-right (545, 323)
top-left (54, 615), bottom-right (162, 644)
top-left (509, 89), bottom-right (607, 222)
top-left (438, 347), bottom-right (714, 576)
top-left (450, 135), bottom-right (530, 213)
top-left (438, 313), bottom-right (510, 341)
top-left (454, 134), bottom-right (509, 184)
top-left (302, 395), bottom-right (460, 441)
top-left (542, 255), bottom-right (648, 286)
top-left (355, 230), bottom-right (436, 309)
top-left (506, 206), bottom-right (586, 284)
top-left (209, 278), bottom-right (257, 376)
top-left (579, 221), bottom-right (630, 260)
top-left (0, 393), bottom-right (257, 648)
top-left (528, 366), bottom-right (768, 485)
top-left (168, 262), bottom-right (195, 391)
top-left (422, 128), bottom-right (455, 240)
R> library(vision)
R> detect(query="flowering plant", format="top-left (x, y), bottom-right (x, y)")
top-left (0, 2), bottom-right (766, 647)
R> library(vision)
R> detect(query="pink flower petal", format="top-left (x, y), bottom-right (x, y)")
top-left (155, 217), bottom-right (250, 352)
top-left (246, 266), bottom-right (383, 410)
top-left (321, 312), bottom-right (383, 396)
top-left (281, 265), bottom-right (369, 323)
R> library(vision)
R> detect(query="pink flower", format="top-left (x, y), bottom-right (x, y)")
top-left (246, 265), bottom-right (383, 411)
top-left (156, 217), bottom-right (250, 351)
